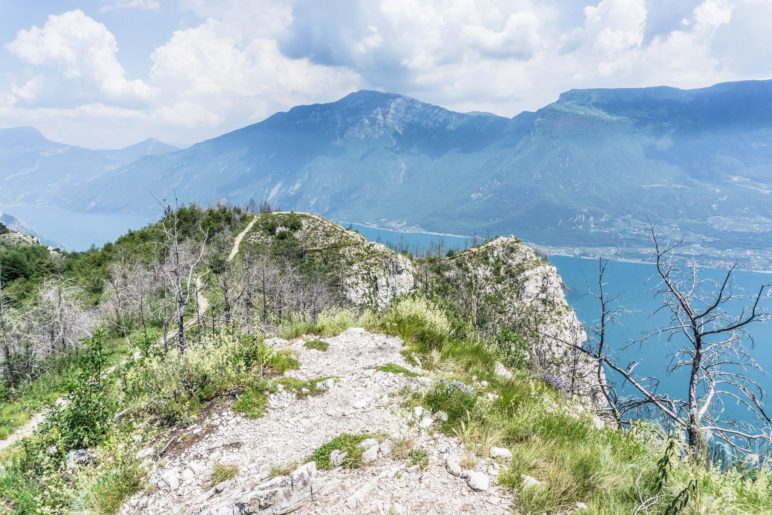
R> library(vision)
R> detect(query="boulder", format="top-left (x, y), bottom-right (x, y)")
top-left (330, 450), bottom-right (347, 468)
top-left (65, 449), bottom-right (96, 471)
top-left (379, 439), bottom-right (393, 456)
top-left (445, 455), bottom-right (463, 477)
top-left (361, 445), bottom-right (379, 464)
top-left (495, 362), bottom-right (513, 380)
top-left (465, 471), bottom-right (490, 491)
top-left (490, 447), bottom-right (512, 460)
top-left (522, 475), bottom-right (543, 489)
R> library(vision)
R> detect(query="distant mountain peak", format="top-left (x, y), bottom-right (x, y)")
top-left (0, 126), bottom-right (53, 146)
top-left (111, 138), bottom-right (180, 159)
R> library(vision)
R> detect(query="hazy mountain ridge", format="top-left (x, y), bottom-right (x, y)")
top-left (0, 127), bottom-right (178, 207)
top-left (2, 80), bottom-right (772, 268)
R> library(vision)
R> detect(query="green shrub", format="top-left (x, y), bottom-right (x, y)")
top-left (49, 328), bottom-right (113, 450)
top-left (495, 328), bottom-right (528, 370)
top-left (423, 380), bottom-right (478, 433)
top-left (310, 433), bottom-right (372, 470)
top-left (303, 339), bottom-right (330, 351)
top-left (381, 297), bottom-right (451, 350)
top-left (124, 332), bottom-right (295, 423)
top-left (232, 383), bottom-right (272, 419)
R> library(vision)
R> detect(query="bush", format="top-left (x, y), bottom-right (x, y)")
top-left (381, 297), bottom-right (451, 350)
top-left (424, 380), bottom-right (478, 433)
top-left (124, 333), bottom-right (296, 423)
top-left (48, 328), bottom-right (113, 450)
top-left (232, 381), bottom-right (273, 419)
top-left (495, 328), bottom-right (528, 370)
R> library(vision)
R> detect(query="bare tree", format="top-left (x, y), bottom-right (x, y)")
top-left (159, 204), bottom-right (207, 351)
top-left (0, 263), bottom-right (15, 388)
top-left (36, 278), bottom-right (95, 356)
top-left (558, 230), bottom-right (770, 457)
top-left (103, 256), bottom-right (158, 344)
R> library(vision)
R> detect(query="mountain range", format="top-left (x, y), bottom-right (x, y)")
top-left (2, 80), bottom-right (772, 268)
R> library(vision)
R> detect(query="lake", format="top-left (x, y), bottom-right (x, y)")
top-left (0, 204), bottom-right (156, 250)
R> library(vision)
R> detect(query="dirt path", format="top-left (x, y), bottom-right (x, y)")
top-left (228, 216), bottom-right (257, 262)
top-left (0, 409), bottom-right (46, 453)
top-left (121, 329), bottom-right (514, 514)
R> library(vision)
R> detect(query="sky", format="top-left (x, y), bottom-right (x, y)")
top-left (1, 0), bottom-right (771, 149)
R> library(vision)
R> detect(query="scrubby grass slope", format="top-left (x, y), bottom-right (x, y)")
top-left (378, 296), bottom-right (771, 514)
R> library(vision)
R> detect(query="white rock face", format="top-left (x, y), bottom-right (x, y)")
top-left (342, 249), bottom-right (415, 309)
top-left (445, 237), bottom-right (606, 408)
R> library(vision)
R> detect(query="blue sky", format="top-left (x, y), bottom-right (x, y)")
top-left (1, 0), bottom-right (770, 148)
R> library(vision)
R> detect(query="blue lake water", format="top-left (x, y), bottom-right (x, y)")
top-left (0, 204), bottom-right (156, 250)
top-left (551, 255), bottom-right (771, 434)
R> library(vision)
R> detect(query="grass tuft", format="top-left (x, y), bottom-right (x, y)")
top-left (277, 376), bottom-right (336, 399)
top-left (408, 448), bottom-right (429, 470)
top-left (303, 339), bottom-right (330, 352)
top-left (310, 433), bottom-right (371, 470)
top-left (390, 437), bottom-right (414, 460)
top-left (374, 363), bottom-right (420, 377)
top-left (278, 308), bottom-right (360, 339)
top-left (269, 462), bottom-right (299, 477)
top-left (232, 383), bottom-right (272, 419)
top-left (86, 458), bottom-right (144, 514)
top-left (210, 463), bottom-right (239, 485)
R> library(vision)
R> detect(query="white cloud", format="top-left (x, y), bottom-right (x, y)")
top-left (3, 1), bottom-right (772, 148)
top-left (6, 10), bottom-right (155, 104)
top-left (100, 0), bottom-right (161, 12)
top-left (147, 19), bottom-right (361, 127)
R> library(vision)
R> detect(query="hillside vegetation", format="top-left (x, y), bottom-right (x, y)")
top-left (0, 206), bottom-right (768, 514)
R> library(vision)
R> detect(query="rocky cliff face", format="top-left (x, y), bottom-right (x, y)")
top-left (440, 237), bottom-right (603, 405)
top-left (243, 212), bottom-right (415, 309)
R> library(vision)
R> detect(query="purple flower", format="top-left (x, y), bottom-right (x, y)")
top-left (542, 373), bottom-right (566, 393)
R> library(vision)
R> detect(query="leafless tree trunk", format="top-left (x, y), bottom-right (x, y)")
top-left (0, 264), bottom-right (16, 388)
top-left (160, 203), bottom-right (207, 351)
top-left (552, 229), bottom-right (770, 458)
